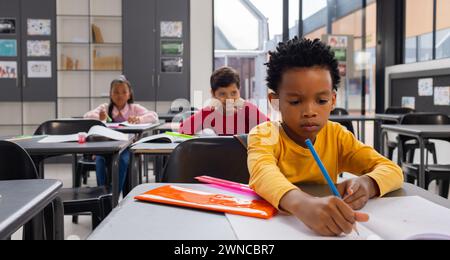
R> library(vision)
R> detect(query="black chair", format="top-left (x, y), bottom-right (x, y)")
top-left (331, 108), bottom-right (355, 135)
top-left (161, 137), bottom-right (250, 184)
top-left (397, 113), bottom-right (450, 198)
top-left (34, 119), bottom-right (113, 228)
top-left (399, 113), bottom-right (447, 164)
top-left (383, 107), bottom-right (416, 161)
top-left (0, 141), bottom-right (62, 240)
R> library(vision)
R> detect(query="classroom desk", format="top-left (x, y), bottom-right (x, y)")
top-left (380, 125), bottom-right (450, 189)
top-left (107, 122), bottom-right (163, 140)
top-left (11, 137), bottom-right (133, 207)
top-left (0, 180), bottom-right (64, 240)
top-left (88, 182), bottom-right (450, 240)
top-left (329, 115), bottom-right (378, 142)
top-left (375, 114), bottom-right (404, 124)
top-left (129, 143), bottom-right (180, 187)
top-left (153, 123), bottom-right (181, 135)
top-left (158, 113), bottom-right (177, 122)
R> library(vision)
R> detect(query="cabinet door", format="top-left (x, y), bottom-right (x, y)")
top-left (0, 0), bottom-right (21, 102)
top-left (20, 0), bottom-right (57, 102)
top-left (123, 0), bottom-right (156, 102)
top-left (156, 0), bottom-right (190, 102)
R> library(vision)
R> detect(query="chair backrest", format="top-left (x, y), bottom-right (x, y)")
top-left (330, 108), bottom-right (355, 134)
top-left (397, 113), bottom-right (450, 158)
top-left (385, 107), bottom-right (415, 115)
top-left (0, 141), bottom-right (38, 180)
top-left (162, 137), bottom-right (250, 184)
top-left (400, 113), bottom-right (450, 125)
top-left (34, 119), bottom-right (105, 135)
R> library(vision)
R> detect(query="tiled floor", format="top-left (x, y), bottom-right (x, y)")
top-left (11, 162), bottom-right (448, 240)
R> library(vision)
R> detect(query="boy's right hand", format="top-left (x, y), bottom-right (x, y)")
top-left (99, 110), bottom-right (107, 121)
top-left (280, 190), bottom-right (369, 237)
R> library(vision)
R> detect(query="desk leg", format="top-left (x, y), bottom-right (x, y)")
top-left (380, 130), bottom-right (386, 157)
top-left (361, 121), bottom-right (366, 143)
top-left (418, 137), bottom-right (426, 189)
top-left (53, 197), bottom-right (64, 240)
top-left (109, 153), bottom-right (120, 208)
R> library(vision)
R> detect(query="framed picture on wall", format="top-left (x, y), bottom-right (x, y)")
top-left (27, 19), bottom-right (51, 36)
top-left (161, 40), bottom-right (183, 56)
top-left (160, 21), bottom-right (182, 38)
top-left (161, 57), bottom-right (183, 73)
top-left (0, 61), bottom-right (17, 78)
top-left (0, 40), bottom-right (17, 57)
top-left (0, 18), bottom-right (16, 34)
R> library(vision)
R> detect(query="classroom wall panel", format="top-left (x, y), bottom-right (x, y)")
top-left (0, 103), bottom-right (22, 125)
top-left (22, 102), bottom-right (56, 125)
top-left (58, 98), bottom-right (89, 118)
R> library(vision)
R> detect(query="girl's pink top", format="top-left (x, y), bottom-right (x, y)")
top-left (84, 103), bottom-right (159, 124)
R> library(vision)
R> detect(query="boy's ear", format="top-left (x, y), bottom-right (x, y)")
top-left (268, 92), bottom-right (280, 112)
top-left (331, 90), bottom-right (337, 110)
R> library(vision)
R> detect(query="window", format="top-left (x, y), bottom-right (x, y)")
top-left (289, 0), bottom-right (300, 39)
top-left (214, 0), bottom-right (283, 107)
top-left (436, 0), bottom-right (450, 59)
top-left (405, 0), bottom-right (434, 63)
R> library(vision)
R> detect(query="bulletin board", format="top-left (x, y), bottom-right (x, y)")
top-left (389, 68), bottom-right (450, 115)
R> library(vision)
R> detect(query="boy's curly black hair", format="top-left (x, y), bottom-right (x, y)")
top-left (266, 37), bottom-right (341, 93)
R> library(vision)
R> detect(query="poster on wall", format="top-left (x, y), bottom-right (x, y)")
top-left (161, 40), bottom-right (183, 56)
top-left (28, 61), bottom-right (52, 78)
top-left (161, 21), bottom-right (183, 38)
top-left (27, 19), bottom-right (51, 36)
top-left (326, 35), bottom-right (349, 77)
top-left (0, 18), bottom-right (16, 34)
top-left (434, 87), bottom-right (450, 106)
top-left (402, 97), bottom-right (416, 110)
top-left (161, 57), bottom-right (183, 73)
top-left (0, 40), bottom-right (17, 57)
top-left (0, 61), bottom-right (17, 78)
top-left (418, 78), bottom-right (434, 96)
top-left (27, 40), bottom-right (51, 57)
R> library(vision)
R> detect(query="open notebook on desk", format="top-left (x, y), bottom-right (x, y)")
top-left (133, 132), bottom-right (195, 145)
top-left (38, 126), bottom-right (129, 143)
top-left (227, 196), bottom-right (450, 240)
top-left (107, 122), bottom-right (159, 128)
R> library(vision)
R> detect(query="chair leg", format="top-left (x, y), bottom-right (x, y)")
top-left (388, 146), bottom-right (395, 161)
top-left (430, 145), bottom-right (438, 164)
top-left (438, 181), bottom-right (449, 199)
top-left (406, 175), bottom-right (416, 184)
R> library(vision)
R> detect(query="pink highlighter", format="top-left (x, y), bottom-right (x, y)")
top-left (195, 176), bottom-right (257, 196)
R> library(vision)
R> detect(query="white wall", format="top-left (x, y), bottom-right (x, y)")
top-left (190, 0), bottom-right (213, 108)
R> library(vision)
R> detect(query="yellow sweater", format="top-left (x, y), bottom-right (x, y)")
top-left (247, 121), bottom-right (404, 209)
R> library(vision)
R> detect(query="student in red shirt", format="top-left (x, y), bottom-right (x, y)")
top-left (179, 67), bottom-right (269, 136)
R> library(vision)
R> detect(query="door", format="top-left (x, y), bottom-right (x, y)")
top-left (123, 0), bottom-right (157, 102)
top-left (156, 0), bottom-right (190, 102)
top-left (20, 0), bottom-right (57, 102)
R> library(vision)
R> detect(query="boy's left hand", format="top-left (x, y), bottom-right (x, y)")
top-left (337, 176), bottom-right (380, 210)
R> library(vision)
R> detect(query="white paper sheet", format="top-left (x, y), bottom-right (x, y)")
top-left (362, 196), bottom-right (450, 240)
top-left (226, 196), bottom-right (450, 240)
top-left (38, 126), bottom-right (128, 143)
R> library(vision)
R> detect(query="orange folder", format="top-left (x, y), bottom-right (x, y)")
top-left (135, 185), bottom-right (277, 219)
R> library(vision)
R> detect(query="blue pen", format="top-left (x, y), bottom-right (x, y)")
top-left (305, 139), bottom-right (341, 198)
top-left (305, 139), bottom-right (360, 236)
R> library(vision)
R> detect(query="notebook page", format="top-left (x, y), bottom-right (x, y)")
top-left (38, 134), bottom-right (78, 143)
top-left (226, 212), bottom-right (378, 240)
top-left (88, 126), bottom-right (129, 141)
top-left (361, 196), bottom-right (450, 240)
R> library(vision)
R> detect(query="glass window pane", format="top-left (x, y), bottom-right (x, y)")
top-left (302, 0), bottom-right (327, 38)
top-left (214, 0), bottom-right (283, 108)
top-left (405, 0), bottom-right (434, 63)
top-left (289, 0), bottom-right (300, 39)
top-left (436, 0), bottom-right (450, 59)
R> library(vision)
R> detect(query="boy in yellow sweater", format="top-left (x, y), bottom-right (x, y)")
top-left (248, 37), bottom-right (403, 237)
